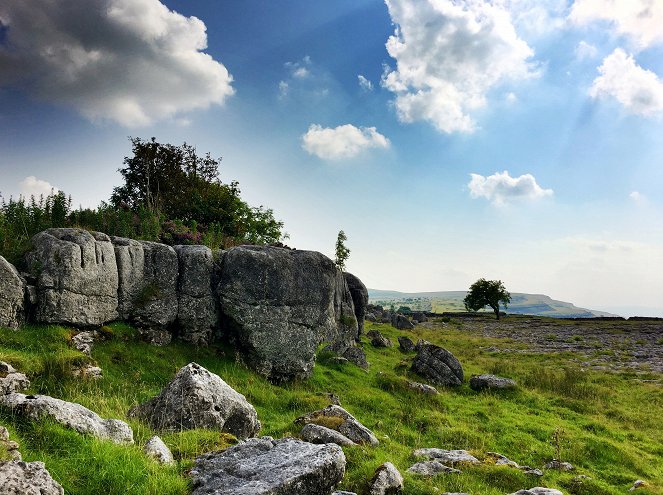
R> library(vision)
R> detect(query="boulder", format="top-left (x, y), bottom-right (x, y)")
top-left (71, 330), bottom-right (96, 355)
top-left (407, 461), bottom-right (461, 476)
top-left (191, 436), bottom-right (345, 495)
top-left (406, 381), bottom-right (438, 395)
top-left (391, 314), bottom-right (414, 330)
top-left (344, 272), bottom-right (368, 338)
top-left (544, 460), bottom-right (574, 471)
top-left (216, 246), bottom-right (358, 382)
top-left (367, 330), bottom-right (392, 348)
top-left (323, 341), bottom-right (368, 369)
top-left (411, 344), bottom-right (464, 387)
top-left (412, 312), bottom-right (428, 323)
top-left (129, 362), bottom-right (259, 439)
top-left (413, 448), bottom-right (479, 465)
top-left (509, 489), bottom-right (563, 495)
top-left (398, 336), bottom-right (415, 352)
top-left (295, 405), bottom-right (378, 446)
top-left (0, 393), bottom-right (133, 444)
top-left (144, 435), bottom-right (175, 465)
top-left (24, 228), bottom-right (118, 326)
top-left (469, 374), bottom-right (517, 391)
top-left (0, 256), bottom-right (25, 330)
top-left (174, 245), bottom-right (219, 345)
top-left (368, 462), bottom-right (403, 495)
top-left (300, 423), bottom-right (356, 447)
top-left (0, 362), bottom-right (30, 395)
top-left (112, 237), bottom-right (178, 340)
top-left (0, 461), bottom-right (64, 495)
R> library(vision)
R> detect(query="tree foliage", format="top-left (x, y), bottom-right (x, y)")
top-left (335, 230), bottom-right (350, 271)
top-left (463, 278), bottom-right (511, 320)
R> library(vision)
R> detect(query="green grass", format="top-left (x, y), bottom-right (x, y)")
top-left (0, 319), bottom-right (661, 494)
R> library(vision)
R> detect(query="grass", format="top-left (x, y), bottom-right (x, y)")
top-left (0, 318), bottom-right (662, 494)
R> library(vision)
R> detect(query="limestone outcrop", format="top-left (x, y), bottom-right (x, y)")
top-left (344, 272), bottom-right (368, 337)
top-left (411, 343), bottom-right (464, 387)
top-left (0, 461), bottom-right (64, 495)
top-left (129, 362), bottom-right (260, 439)
top-left (216, 246), bottom-right (358, 382)
top-left (191, 437), bottom-right (346, 495)
top-left (174, 245), bottom-right (218, 345)
top-left (0, 256), bottom-right (25, 330)
top-left (24, 229), bottom-right (118, 326)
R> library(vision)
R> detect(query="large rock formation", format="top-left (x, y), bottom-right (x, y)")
top-left (0, 256), bottom-right (25, 330)
top-left (112, 238), bottom-right (178, 341)
top-left (0, 393), bottom-right (133, 444)
top-left (216, 246), bottom-right (358, 382)
top-left (344, 272), bottom-right (368, 338)
top-left (0, 461), bottom-right (64, 495)
top-left (129, 363), bottom-right (260, 439)
top-left (24, 229), bottom-right (118, 326)
top-left (191, 437), bottom-right (346, 495)
top-left (174, 245), bottom-right (218, 345)
top-left (411, 343), bottom-right (464, 387)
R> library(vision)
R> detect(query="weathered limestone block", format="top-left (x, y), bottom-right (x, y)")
top-left (24, 229), bottom-right (118, 326)
top-left (174, 245), bottom-right (218, 345)
top-left (129, 363), bottom-right (260, 439)
top-left (0, 461), bottom-right (64, 495)
top-left (0, 256), bottom-right (25, 329)
top-left (216, 246), bottom-right (358, 382)
top-left (295, 404), bottom-right (378, 446)
top-left (411, 343), bottom-right (464, 387)
top-left (344, 272), bottom-right (368, 337)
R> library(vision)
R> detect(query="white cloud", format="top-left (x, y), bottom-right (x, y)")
top-left (570, 0), bottom-right (663, 50)
top-left (20, 176), bottom-right (59, 198)
top-left (382, 0), bottom-right (538, 134)
top-left (358, 75), bottom-right (373, 91)
top-left (589, 48), bottom-right (663, 117)
top-left (468, 170), bottom-right (553, 205)
top-left (506, 92), bottom-right (518, 104)
top-left (0, 0), bottom-right (234, 127)
top-left (506, 0), bottom-right (568, 37)
top-left (630, 191), bottom-right (648, 205)
top-left (278, 81), bottom-right (289, 99)
top-left (575, 40), bottom-right (597, 60)
top-left (301, 124), bottom-right (390, 160)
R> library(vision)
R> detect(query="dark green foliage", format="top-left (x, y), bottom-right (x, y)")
top-left (464, 278), bottom-right (512, 319)
top-left (335, 230), bottom-right (350, 271)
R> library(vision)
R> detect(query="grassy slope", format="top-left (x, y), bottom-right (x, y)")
top-left (0, 319), bottom-right (661, 495)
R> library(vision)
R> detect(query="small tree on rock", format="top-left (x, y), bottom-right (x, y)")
top-left (463, 278), bottom-right (511, 320)
top-left (335, 230), bottom-right (350, 271)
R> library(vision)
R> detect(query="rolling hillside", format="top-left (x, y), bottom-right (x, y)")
top-left (368, 289), bottom-right (619, 318)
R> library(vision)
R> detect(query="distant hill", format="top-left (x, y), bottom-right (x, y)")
top-left (367, 289), bottom-right (619, 318)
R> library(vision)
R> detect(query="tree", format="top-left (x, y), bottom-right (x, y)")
top-left (335, 230), bottom-right (350, 271)
top-left (463, 278), bottom-right (511, 320)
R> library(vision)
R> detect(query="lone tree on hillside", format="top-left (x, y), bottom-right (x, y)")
top-left (335, 230), bottom-right (350, 271)
top-left (463, 278), bottom-right (511, 320)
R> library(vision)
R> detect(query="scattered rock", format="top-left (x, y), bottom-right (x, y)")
top-left (0, 425), bottom-right (21, 460)
top-left (344, 272), bottom-right (368, 338)
top-left (332, 492), bottom-right (358, 495)
top-left (112, 237), bottom-right (178, 336)
top-left (71, 364), bottom-right (103, 380)
top-left (469, 374), bottom-right (517, 391)
top-left (216, 246), bottom-right (358, 382)
top-left (522, 467), bottom-right (544, 477)
top-left (174, 245), bottom-right (218, 345)
top-left (368, 462), bottom-right (403, 495)
top-left (71, 330), bottom-right (97, 355)
top-left (25, 228), bottom-right (119, 326)
top-left (509, 489), bottom-right (563, 495)
top-left (486, 451), bottom-right (518, 467)
top-left (406, 381), bottom-right (438, 395)
top-left (144, 435), bottom-right (175, 465)
top-left (367, 330), bottom-right (392, 348)
top-left (295, 404), bottom-right (378, 446)
top-left (406, 461), bottom-right (461, 476)
top-left (391, 314), bottom-right (414, 330)
top-left (129, 362), bottom-right (260, 439)
top-left (411, 312), bottom-right (428, 323)
top-left (413, 448), bottom-right (479, 465)
top-left (191, 436), bottom-right (345, 495)
top-left (544, 460), bottom-right (574, 471)
top-left (0, 461), bottom-right (64, 495)
top-left (0, 393), bottom-right (133, 444)
top-left (300, 423), bottom-right (356, 446)
top-left (0, 363), bottom-right (30, 395)
top-left (0, 256), bottom-right (25, 330)
top-left (324, 341), bottom-right (368, 369)
top-left (629, 480), bottom-right (647, 491)
top-left (415, 339), bottom-right (432, 351)
top-left (411, 344), bottom-right (464, 387)
top-left (397, 336), bottom-right (415, 352)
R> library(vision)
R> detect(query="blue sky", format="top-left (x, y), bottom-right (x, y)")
top-left (2, 0), bottom-right (663, 315)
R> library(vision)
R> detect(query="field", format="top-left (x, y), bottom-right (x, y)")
top-left (0, 315), bottom-right (662, 494)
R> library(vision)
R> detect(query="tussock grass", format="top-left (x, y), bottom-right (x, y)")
top-left (0, 318), bottom-right (661, 494)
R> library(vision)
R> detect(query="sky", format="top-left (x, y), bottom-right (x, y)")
top-left (1, 0), bottom-right (663, 316)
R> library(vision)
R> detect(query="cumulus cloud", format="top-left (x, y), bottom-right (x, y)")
top-left (468, 170), bottom-right (553, 205)
top-left (575, 40), bottom-right (598, 60)
top-left (358, 75), bottom-right (373, 91)
top-left (382, 0), bottom-right (538, 134)
top-left (20, 176), bottom-right (60, 198)
top-left (0, 0), bottom-right (234, 127)
top-left (570, 0), bottom-right (663, 50)
top-left (301, 124), bottom-right (390, 160)
top-left (590, 49), bottom-right (663, 117)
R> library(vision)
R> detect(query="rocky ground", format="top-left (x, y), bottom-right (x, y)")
top-left (447, 316), bottom-right (663, 377)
